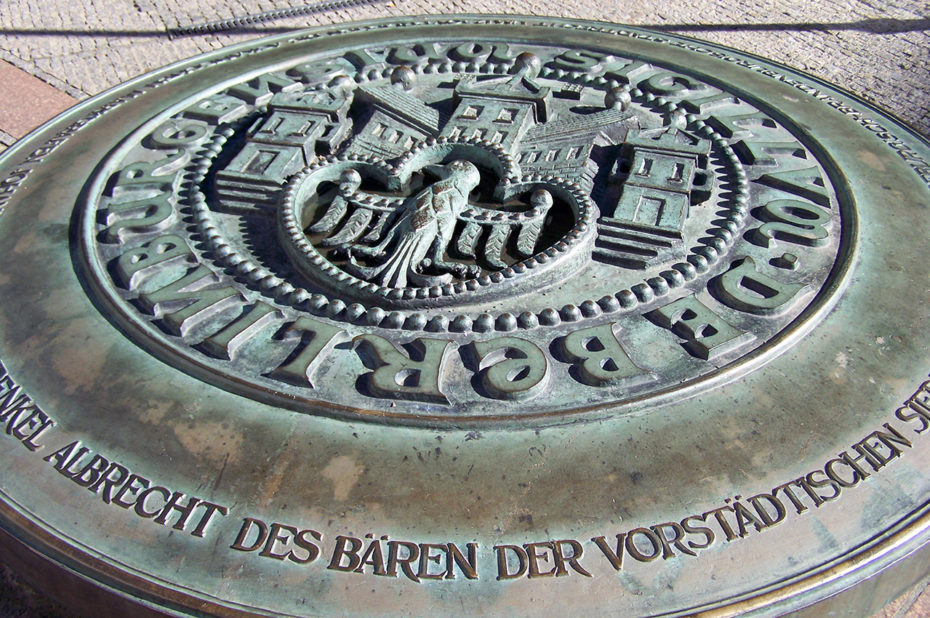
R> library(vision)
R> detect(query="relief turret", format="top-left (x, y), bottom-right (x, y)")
top-left (344, 67), bottom-right (443, 159)
top-left (440, 52), bottom-right (550, 151)
top-left (214, 78), bottom-right (354, 214)
top-left (595, 124), bottom-right (711, 269)
top-left (519, 89), bottom-right (639, 194)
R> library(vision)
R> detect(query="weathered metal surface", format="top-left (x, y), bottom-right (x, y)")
top-left (0, 15), bottom-right (929, 616)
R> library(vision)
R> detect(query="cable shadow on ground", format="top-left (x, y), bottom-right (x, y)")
top-left (0, 17), bottom-right (927, 38)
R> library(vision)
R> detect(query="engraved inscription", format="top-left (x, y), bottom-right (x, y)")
top-left (3, 356), bottom-right (929, 580)
top-left (0, 363), bottom-right (56, 451)
top-left (0, 362), bottom-right (228, 539)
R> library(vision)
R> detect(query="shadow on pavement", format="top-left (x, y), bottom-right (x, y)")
top-left (0, 17), bottom-right (927, 38)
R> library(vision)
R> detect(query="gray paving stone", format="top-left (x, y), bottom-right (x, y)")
top-left (0, 129), bottom-right (15, 157)
top-left (2, 1), bottom-right (926, 133)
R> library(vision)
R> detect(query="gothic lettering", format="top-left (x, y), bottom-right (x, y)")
top-left (471, 337), bottom-right (549, 400)
top-left (354, 336), bottom-right (453, 403)
top-left (557, 323), bottom-right (650, 386)
top-left (712, 257), bottom-right (807, 315)
top-left (649, 295), bottom-right (753, 360)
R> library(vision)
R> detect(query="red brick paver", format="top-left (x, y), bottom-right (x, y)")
top-left (0, 60), bottom-right (76, 139)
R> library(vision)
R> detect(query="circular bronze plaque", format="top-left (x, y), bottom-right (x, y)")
top-left (1, 16), bottom-right (930, 615)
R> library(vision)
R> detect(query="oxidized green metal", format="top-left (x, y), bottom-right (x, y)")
top-left (1, 15), bottom-right (929, 616)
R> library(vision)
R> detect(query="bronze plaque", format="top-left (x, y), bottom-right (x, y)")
top-left (1, 16), bottom-right (930, 615)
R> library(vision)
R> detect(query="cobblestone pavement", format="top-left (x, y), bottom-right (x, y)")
top-left (0, 0), bottom-right (928, 615)
top-left (0, 0), bottom-right (928, 140)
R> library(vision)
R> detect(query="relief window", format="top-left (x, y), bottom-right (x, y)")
top-left (259, 116), bottom-right (284, 136)
top-left (291, 118), bottom-right (317, 137)
top-left (244, 150), bottom-right (278, 175)
top-left (460, 105), bottom-right (484, 120)
top-left (495, 108), bottom-right (516, 123)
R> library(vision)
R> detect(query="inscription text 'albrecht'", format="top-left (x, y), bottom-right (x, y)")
top-left (6, 358), bottom-right (927, 581)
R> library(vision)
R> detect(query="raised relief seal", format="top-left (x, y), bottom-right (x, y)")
top-left (79, 39), bottom-right (846, 421)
